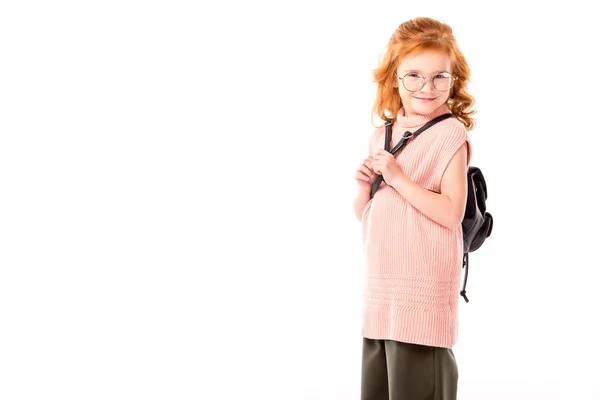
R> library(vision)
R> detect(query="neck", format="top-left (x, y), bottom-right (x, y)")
top-left (396, 103), bottom-right (451, 128)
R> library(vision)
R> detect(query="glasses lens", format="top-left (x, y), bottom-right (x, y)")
top-left (402, 73), bottom-right (424, 92)
top-left (433, 74), bottom-right (454, 91)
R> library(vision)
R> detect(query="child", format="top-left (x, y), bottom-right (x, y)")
top-left (353, 17), bottom-right (475, 400)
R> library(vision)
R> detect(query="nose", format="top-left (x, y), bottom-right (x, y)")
top-left (421, 77), bottom-right (435, 92)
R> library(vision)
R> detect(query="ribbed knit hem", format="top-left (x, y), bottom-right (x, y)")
top-left (361, 303), bottom-right (457, 349)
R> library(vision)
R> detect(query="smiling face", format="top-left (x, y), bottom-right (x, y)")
top-left (395, 49), bottom-right (453, 117)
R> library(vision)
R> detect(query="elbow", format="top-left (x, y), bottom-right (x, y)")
top-left (353, 205), bottom-right (362, 222)
top-left (439, 207), bottom-right (464, 230)
top-left (438, 197), bottom-right (466, 229)
top-left (353, 197), bottom-right (370, 222)
top-left (354, 207), bottom-right (364, 222)
top-left (444, 218), bottom-right (462, 230)
top-left (444, 209), bottom-right (465, 230)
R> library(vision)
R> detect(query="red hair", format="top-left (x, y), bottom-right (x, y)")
top-left (372, 17), bottom-right (476, 130)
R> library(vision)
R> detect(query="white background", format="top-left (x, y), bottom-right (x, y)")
top-left (1, 1), bottom-right (599, 399)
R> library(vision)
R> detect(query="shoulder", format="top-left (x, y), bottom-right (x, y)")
top-left (439, 117), bottom-right (471, 164)
top-left (369, 124), bottom-right (385, 142)
top-left (440, 117), bottom-right (469, 142)
top-left (431, 117), bottom-right (470, 152)
top-left (368, 125), bottom-right (386, 155)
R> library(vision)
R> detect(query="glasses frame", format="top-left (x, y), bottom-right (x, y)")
top-left (395, 72), bottom-right (457, 92)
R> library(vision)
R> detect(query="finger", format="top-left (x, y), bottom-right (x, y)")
top-left (360, 165), bottom-right (375, 178)
top-left (372, 161), bottom-right (384, 173)
top-left (361, 161), bottom-right (374, 172)
top-left (355, 171), bottom-right (370, 181)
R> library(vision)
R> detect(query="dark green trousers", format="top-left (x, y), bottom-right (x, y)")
top-left (361, 338), bottom-right (458, 400)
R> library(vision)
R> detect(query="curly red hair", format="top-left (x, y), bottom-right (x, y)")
top-left (372, 17), bottom-right (476, 130)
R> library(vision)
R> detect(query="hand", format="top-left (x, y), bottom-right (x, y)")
top-left (355, 156), bottom-right (377, 190)
top-left (372, 149), bottom-right (404, 186)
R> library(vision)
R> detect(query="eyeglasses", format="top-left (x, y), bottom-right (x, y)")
top-left (396, 72), bottom-right (457, 92)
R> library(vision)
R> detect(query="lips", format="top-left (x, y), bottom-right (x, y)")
top-left (414, 96), bottom-right (436, 101)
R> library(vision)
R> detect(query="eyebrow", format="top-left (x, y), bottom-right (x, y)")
top-left (402, 69), bottom-right (451, 74)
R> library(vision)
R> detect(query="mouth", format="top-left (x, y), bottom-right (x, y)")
top-left (413, 96), bottom-right (436, 101)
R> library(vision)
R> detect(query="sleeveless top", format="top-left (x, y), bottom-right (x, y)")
top-left (361, 103), bottom-right (471, 348)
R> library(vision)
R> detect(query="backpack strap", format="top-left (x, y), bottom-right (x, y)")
top-left (384, 120), bottom-right (393, 152)
top-left (370, 113), bottom-right (454, 198)
top-left (461, 253), bottom-right (469, 302)
top-left (390, 113), bottom-right (454, 154)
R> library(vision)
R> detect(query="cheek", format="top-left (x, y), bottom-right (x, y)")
top-left (398, 88), bottom-right (412, 103)
top-left (438, 91), bottom-right (451, 103)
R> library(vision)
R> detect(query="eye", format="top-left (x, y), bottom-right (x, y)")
top-left (405, 73), bottom-right (421, 78)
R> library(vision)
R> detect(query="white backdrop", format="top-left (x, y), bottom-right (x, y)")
top-left (1, 1), bottom-right (599, 399)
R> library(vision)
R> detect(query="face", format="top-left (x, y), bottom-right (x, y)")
top-left (395, 49), bottom-right (453, 117)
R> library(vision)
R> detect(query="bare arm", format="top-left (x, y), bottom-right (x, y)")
top-left (353, 129), bottom-right (381, 222)
top-left (387, 143), bottom-right (468, 229)
top-left (353, 187), bottom-right (371, 221)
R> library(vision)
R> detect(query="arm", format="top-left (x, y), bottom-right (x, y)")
top-left (353, 128), bottom-right (381, 221)
top-left (353, 187), bottom-right (371, 221)
top-left (387, 143), bottom-right (469, 229)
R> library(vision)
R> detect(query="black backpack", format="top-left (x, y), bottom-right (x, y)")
top-left (460, 166), bottom-right (493, 301)
top-left (369, 113), bottom-right (493, 302)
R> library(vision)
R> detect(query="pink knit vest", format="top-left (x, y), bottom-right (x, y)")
top-left (361, 103), bottom-right (471, 348)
